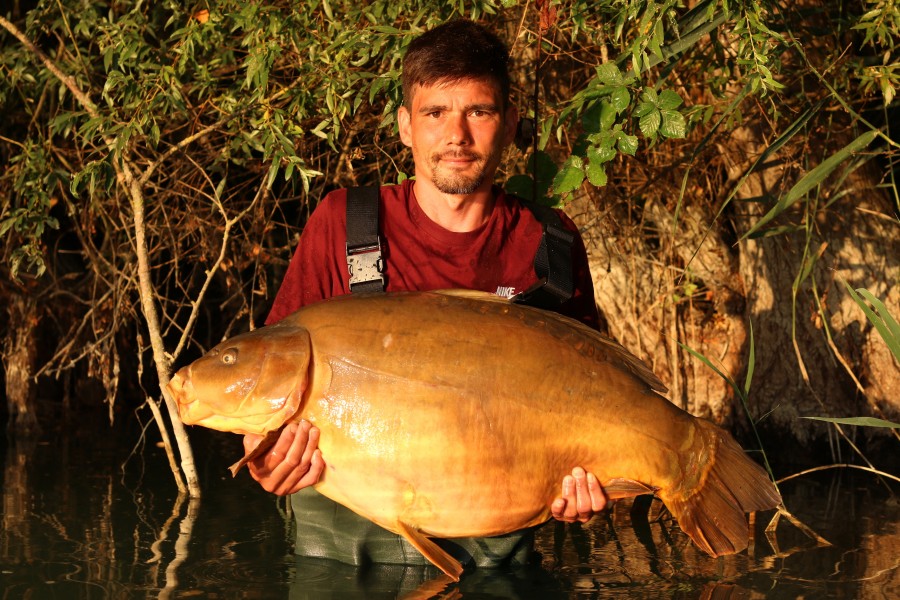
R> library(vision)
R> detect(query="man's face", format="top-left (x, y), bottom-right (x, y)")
top-left (398, 78), bottom-right (518, 196)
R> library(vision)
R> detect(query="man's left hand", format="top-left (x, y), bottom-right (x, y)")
top-left (551, 467), bottom-right (607, 523)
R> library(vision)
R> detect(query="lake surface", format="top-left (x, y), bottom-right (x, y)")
top-left (1, 408), bottom-right (898, 599)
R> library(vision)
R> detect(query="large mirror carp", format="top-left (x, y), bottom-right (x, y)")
top-left (167, 290), bottom-right (781, 580)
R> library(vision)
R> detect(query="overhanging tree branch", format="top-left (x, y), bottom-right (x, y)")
top-left (0, 13), bottom-right (200, 497)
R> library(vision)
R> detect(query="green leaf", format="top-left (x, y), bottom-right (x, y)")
top-left (508, 151), bottom-right (559, 201)
top-left (657, 89), bottom-right (683, 110)
top-left (743, 130), bottom-right (878, 239)
top-left (599, 101), bottom-right (617, 130)
top-left (595, 62), bottom-right (624, 85)
top-left (640, 87), bottom-right (659, 105)
top-left (215, 177), bottom-right (227, 200)
top-left (369, 76), bottom-right (390, 104)
top-left (552, 156), bottom-right (585, 196)
top-left (585, 160), bottom-right (607, 187)
top-left (505, 174), bottom-right (536, 201)
top-left (617, 133), bottom-right (639, 156)
top-left (310, 119), bottom-right (330, 139)
top-left (265, 160), bottom-right (280, 189)
top-left (581, 103), bottom-right (604, 134)
top-left (633, 100), bottom-right (656, 118)
top-left (610, 86), bottom-right (631, 113)
top-left (679, 342), bottom-right (742, 401)
top-left (743, 319), bottom-right (755, 397)
top-left (843, 283), bottom-right (900, 363)
top-left (659, 109), bottom-right (687, 138)
top-left (801, 416), bottom-right (900, 429)
top-left (639, 108), bottom-right (661, 136)
top-left (588, 141), bottom-right (616, 163)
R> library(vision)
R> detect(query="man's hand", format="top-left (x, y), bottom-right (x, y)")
top-left (551, 467), bottom-right (607, 523)
top-left (244, 420), bottom-right (325, 496)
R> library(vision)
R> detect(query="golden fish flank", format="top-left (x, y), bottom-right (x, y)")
top-left (167, 290), bottom-right (781, 582)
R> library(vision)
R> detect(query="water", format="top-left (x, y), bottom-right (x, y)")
top-left (2, 409), bottom-right (898, 599)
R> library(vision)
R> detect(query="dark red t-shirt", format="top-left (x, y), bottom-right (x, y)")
top-left (267, 179), bottom-right (599, 329)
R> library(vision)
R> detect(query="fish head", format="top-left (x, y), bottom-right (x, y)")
top-left (167, 324), bottom-right (312, 436)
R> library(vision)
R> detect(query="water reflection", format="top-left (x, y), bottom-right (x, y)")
top-left (1, 413), bottom-right (897, 599)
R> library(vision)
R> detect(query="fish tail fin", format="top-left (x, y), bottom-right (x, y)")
top-left (663, 419), bottom-right (782, 557)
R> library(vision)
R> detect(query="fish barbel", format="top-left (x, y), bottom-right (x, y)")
top-left (167, 290), bottom-right (781, 580)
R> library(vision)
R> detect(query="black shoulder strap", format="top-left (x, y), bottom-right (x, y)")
top-left (512, 202), bottom-right (575, 308)
top-left (345, 186), bottom-right (385, 293)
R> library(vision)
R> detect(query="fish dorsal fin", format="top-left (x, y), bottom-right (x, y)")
top-left (432, 289), bottom-right (507, 303)
top-left (592, 336), bottom-right (668, 395)
top-left (395, 521), bottom-right (464, 582)
top-left (433, 288), bottom-right (667, 395)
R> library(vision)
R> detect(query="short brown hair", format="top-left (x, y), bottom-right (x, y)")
top-left (402, 19), bottom-right (511, 109)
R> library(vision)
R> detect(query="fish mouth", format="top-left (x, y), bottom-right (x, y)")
top-left (167, 371), bottom-right (193, 407)
top-left (167, 373), bottom-right (302, 435)
top-left (166, 369), bottom-right (213, 425)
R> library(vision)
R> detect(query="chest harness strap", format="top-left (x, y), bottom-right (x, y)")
top-left (345, 186), bottom-right (574, 305)
top-left (345, 186), bottom-right (385, 293)
top-left (510, 201), bottom-right (575, 309)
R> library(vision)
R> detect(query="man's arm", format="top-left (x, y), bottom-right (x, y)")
top-left (265, 191), bottom-right (350, 325)
top-left (555, 210), bottom-right (605, 332)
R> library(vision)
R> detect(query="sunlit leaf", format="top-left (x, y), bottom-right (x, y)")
top-left (659, 109), bottom-right (686, 138)
top-left (639, 108), bottom-right (661, 136)
top-left (585, 160), bottom-right (607, 187)
top-left (617, 133), bottom-right (639, 156)
top-left (801, 416), bottom-right (900, 429)
top-left (633, 100), bottom-right (655, 118)
top-left (599, 101), bottom-right (617, 130)
top-left (595, 62), bottom-right (624, 85)
top-left (843, 283), bottom-right (900, 363)
top-left (743, 130), bottom-right (879, 239)
top-left (657, 89), bottom-right (683, 110)
top-left (610, 86), bottom-right (631, 112)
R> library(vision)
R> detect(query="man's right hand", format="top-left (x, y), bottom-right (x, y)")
top-left (244, 420), bottom-right (325, 496)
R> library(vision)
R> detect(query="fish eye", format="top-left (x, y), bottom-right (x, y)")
top-left (221, 349), bottom-right (238, 365)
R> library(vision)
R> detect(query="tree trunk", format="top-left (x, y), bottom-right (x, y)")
top-left (576, 126), bottom-right (900, 444)
top-left (2, 291), bottom-right (40, 433)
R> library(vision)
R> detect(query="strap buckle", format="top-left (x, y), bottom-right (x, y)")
top-left (346, 242), bottom-right (385, 291)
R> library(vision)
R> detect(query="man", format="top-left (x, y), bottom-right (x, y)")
top-left (245, 19), bottom-right (607, 570)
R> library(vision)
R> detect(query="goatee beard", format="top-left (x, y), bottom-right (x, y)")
top-left (430, 151), bottom-right (486, 195)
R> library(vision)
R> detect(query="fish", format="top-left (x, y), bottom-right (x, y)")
top-left (167, 290), bottom-right (781, 580)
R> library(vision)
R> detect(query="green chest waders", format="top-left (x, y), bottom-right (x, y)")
top-left (291, 488), bottom-right (536, 568)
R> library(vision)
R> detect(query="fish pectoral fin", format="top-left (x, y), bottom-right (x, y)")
top-left (395, 521), bottom-right (464, 582)
top-left (227, 426), bottom-right (285, 477)
top-left (603, 478), bottom-right (658, 500)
